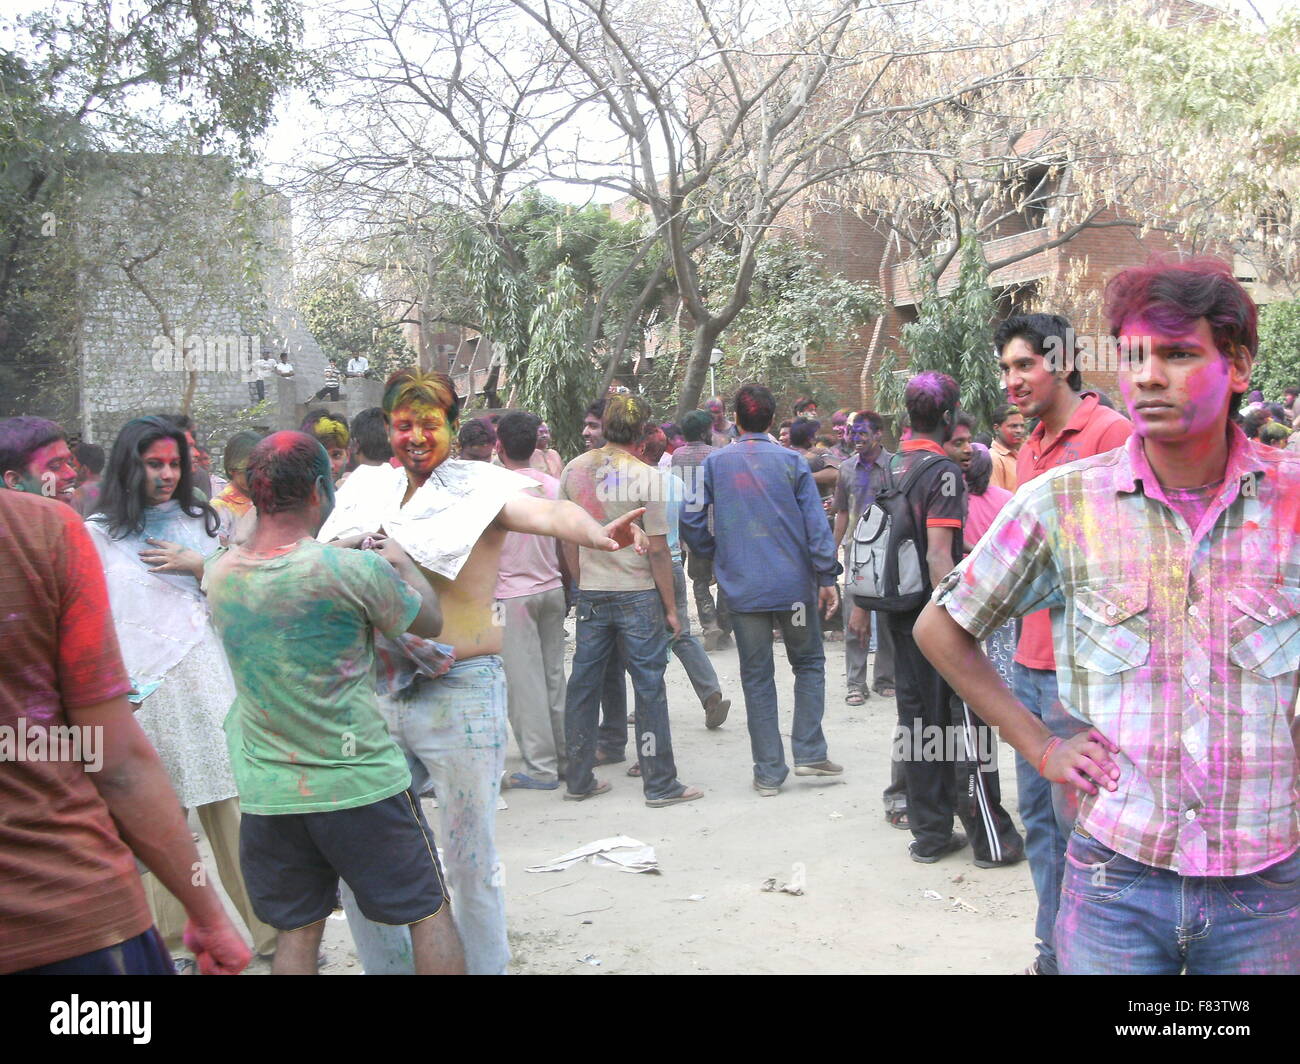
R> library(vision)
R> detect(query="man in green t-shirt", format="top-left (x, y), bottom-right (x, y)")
top-left (205, 431), bottom-right (463, 975)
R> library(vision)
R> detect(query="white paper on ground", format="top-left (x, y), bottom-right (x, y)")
top-left (525, 835), bottom-right (659, 874)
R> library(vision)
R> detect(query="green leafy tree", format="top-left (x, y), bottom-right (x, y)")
top-left (1253, 299), bottom-right (1300, 403)
top-left (378, 191), bottom-right (666, 455)
top-left (674, 239), bottom-right (882, 413)
top-left (876, 236), bottom-right (1001, 432)
top-left (0, 0), bottom-right (315, 420)
top-left (515, 264), bottom-right (602, 456)
top-left (1048, 8), bottom-right (1300, 281)
top-left (299, 278), bottom-right (416, 382)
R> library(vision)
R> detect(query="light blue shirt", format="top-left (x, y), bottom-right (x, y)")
top-left (659, 467), bottom-right (683, 564)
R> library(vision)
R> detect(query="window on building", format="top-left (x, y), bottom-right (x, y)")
top-left (1016, 164), bottom-right (1058, 229)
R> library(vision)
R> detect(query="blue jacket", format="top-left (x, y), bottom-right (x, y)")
top-left (680, 432), bottom-right (841, 611)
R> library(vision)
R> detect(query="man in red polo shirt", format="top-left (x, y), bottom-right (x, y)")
top-left (993, 313), bottom-right (1132, 974)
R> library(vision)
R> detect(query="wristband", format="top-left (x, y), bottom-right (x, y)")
top-left (1037, 736), bottom-right (1061, 777)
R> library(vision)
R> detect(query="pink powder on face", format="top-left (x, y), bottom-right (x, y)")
top-left (1117, 314), bottom-right (1233, 440)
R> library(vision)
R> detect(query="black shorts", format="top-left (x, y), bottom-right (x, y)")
top-left (240, 790), bottom-right (447, 931)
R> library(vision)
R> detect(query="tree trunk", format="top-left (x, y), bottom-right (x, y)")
top-left (182, 363), bottom-right (197, 417)
top-left (675, 319), bottom-right (724, 421)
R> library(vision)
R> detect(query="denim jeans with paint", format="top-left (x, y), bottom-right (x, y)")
top-left (566, 589), bottom-right (684, 800)
top-left (671, 560), bottom-right (721, 706)
top-left (1057, 831), bottom-right (1300, 974)
top-left (596, 639), bottom-right (628, 760)
top-left (342, 656), bottom-right (509, 975)
top-left (730, 606), bottom-right (828, 786)
top-left (1012, 663), bottom-right (1070, 974)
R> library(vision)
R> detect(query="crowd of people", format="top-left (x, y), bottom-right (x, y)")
top-left (2, 257), bottom-right (1298, 976)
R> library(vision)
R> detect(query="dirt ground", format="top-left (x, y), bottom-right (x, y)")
top-left (221, 617), bottom-right (1039, 976)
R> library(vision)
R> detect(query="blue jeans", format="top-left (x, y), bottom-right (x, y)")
top-left (566, 589), bottom-right (683, 800)
top-left (344, 656), bottom-right (510, 975)
top-left (596, 642), bottom-right (628, 759)
top-left (730, 606), bottom-right (828, 786)
top-left (14, 927), bottom-right (173, 974)
top-left (1012, 663), bottom-right (1070, 973)
top-left (1058, 831), bottom-right (1300, 974)
top-left (671, 560), bottom-right (721, 706)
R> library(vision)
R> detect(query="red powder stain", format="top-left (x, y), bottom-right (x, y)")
top-left (1244, 521), bottom-right (1258, 533)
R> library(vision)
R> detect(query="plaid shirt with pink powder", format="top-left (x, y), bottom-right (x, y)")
top-left (935, 424), bottom-right (1300, 877)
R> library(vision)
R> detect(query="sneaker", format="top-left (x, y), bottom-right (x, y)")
top-left (794, 759), bottom-right (843, 776)
top-left (909, 832), bottom-right (968, 864)
top-left (753, 779), bottom-right (781, 797)
top-left (703, 692), bottom-right (730, 729)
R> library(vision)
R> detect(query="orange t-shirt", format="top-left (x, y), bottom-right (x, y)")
top-left (0, 491), bottom-right (150, 972)
top-left (990, 441), bottom-right (1019, 492)
top-left (1014, 394), bottom-right (1133, 670)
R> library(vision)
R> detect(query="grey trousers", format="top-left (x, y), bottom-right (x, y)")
top-left (501, 587), bottom-right (568, 782)
top-left (843, 594), bottom-right (895, 691)
top-left (685, 547), bottom-right (730, 635)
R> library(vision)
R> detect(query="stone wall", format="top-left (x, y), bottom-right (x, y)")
top-left (73, 153), bottom-right (330, 456)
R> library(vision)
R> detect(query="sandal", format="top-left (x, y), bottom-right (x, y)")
top-left (627, 763), bottom-right (641, 777)
top-left (873, 684), bottom-right (896, 698)
top-left (595, 751), bottom-right (626, 766)
top-left (646, 785), bottom-right (703, 808)
top-left (563, 780), bottom-right (612, 801)
top-left (508, 772), bottom-right (560, 791)
top-left (845, 688), bottom-right (867, 706)
top-left (886, 808), bottom-right (910, 830)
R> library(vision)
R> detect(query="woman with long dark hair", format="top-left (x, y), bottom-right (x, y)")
top-left (87, 416), bottom-right (275, 969)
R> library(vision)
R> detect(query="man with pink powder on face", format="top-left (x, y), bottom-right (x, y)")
top-left (916, 259), bottom-right (1300, 974)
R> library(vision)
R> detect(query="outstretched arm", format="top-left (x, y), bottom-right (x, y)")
top-left (498, 492), bottom-right (645, 552)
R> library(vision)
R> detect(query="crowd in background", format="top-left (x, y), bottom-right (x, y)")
top-left (3, 257), bottom-right (1300, 976)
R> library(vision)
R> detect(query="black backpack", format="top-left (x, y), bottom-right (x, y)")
top-left (845, 452), bottom-right (949, 613)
